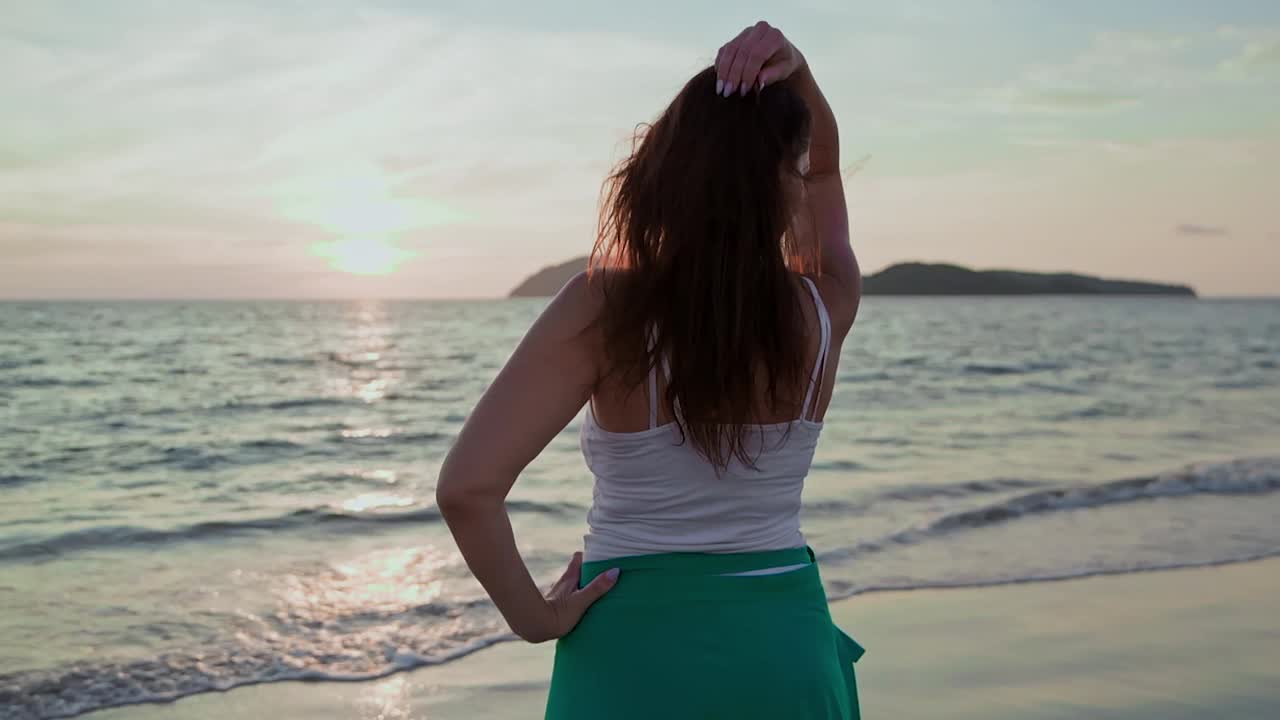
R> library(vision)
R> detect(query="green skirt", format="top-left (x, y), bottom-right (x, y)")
top-left (546, 546), bottom-right (864, 719)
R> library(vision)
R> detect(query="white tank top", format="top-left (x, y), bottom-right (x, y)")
top-left (580, 277), bottom-right (832, 562)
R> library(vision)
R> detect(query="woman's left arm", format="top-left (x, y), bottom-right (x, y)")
top-left (436, 272), bottom-right (618, 643)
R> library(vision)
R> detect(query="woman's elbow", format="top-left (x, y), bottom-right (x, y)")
top-left (823, 249), bottom-right (862, 328)
top-left (435, 455), bottom-right (475, 517)
top-left (435, 459), bottom-right (504, 518)
top-left (434, 478), bottom-right (467, 518)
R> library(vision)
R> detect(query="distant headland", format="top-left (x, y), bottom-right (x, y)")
top-left (508, 257), bottom-right (1196, 298)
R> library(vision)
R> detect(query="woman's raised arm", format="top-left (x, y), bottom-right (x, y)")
top-left (716, 22), bottom-right (861, 329)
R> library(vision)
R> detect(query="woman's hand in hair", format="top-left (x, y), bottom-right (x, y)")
top-left (715, 21), bottom-right (805, 97)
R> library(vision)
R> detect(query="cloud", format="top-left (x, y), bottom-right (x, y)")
top-left (973, 30), bottom-right (1199, 117)
top-left (1219, 36), bottom-right (1280, 74)
top-left (988, 87), bottom-right (1140, 114)
top-left (1175, 223), bottom-right (1230, 237)
top-left (1024, 30), bottom-right (1199, 90)
top-left (984, 27), bottom-right (1263, 117)
top-left (1215, 26), bottom-right (1280, 75)
top-left (1007, 137), bottom-right (1140, 155)
top-left (0, 220), bottom-right (324, 264)
top-left (0, 1), bottom-right (696, 275)
top-left (1024, 88), bottom-right (1139, 111)
top-left (3, 2), bottom-right (1278, 297)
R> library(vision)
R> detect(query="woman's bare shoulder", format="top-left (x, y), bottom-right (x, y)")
top-left (544, 269), bottom-right (633, 343)
top-left (557, 269), bottom-right (624, 311)
top-left (542, 271), bottom-right (598, 328)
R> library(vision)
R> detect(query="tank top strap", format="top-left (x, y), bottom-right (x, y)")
top-left (645, 324), bottom-right (682, 427)
top-left (646, 325), bottom-right (659, 429)
top-left (798, 276), bottom-right (832, 422)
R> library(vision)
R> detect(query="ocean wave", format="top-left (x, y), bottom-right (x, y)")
top-left (238, 438), bottom-right (307, 451)
top-left (0, 622), bottom-right (515, 720)
top-left (808, 459), bottom-right (870, 472)
top-left (0, 499), bottom-right (584, 562)
top-left (257, 397), bottom-right (356, 412)
top-left (924, 456), bottom-right (1280, 534)
top-left (0, 474), bottom-right (41, 488)
top-left (1021, 381), bottom-right (1085, 395)
top-left (324, 351), bottom-right (385, 368)
top-left (872, 477), bottom-right (1045, 503)
top-left (248, 355), bottom-right (316, 367)
top-left (0, 376), bottom-right (105, 390)
top-left (100, 431), bottom-right (447, 475)
top-left (836, 371), bottom-right (893, 383)
top-left (105, 442), bottom-right (306, 473)
top-left (819, 457), bottom-right (1280, 563)
top-left (298, 469), bottom-right (405, 487)
top-left (1046, 399), bottom-right (1138, 420)
top-left (194, 397), bottom-right (359, 415)
top-left (962, 361), bottom-right (1065, 376)
top-left (165, 366), bottom-right (208, 376)
top-left (1212, 378), bottom-right (1271, 390)
top-left (803, 477), bottom-right (1045, 517)
top-left (821, 548), bottom-right (1280, 604)
top-left (854, 435), bottom-right (913, 447)
top-left (0, 357), bottom-right (46, 371)
top-left (332, 429), bottom-right (446, 445)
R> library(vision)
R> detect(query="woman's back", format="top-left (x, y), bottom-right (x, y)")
top-left (581, 274), bottom-right (834, 560)
top-left (437, 23), bottom-right (866, 718)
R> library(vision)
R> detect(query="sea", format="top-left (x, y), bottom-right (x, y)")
top-left (1, 297), bottom-right (1278, 719)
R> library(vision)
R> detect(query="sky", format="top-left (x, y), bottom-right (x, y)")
top-left (2, 0), bottom-right (1278, 298)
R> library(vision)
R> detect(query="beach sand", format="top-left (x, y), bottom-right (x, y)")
top-left (90, 558), bottom-right (1279, 719)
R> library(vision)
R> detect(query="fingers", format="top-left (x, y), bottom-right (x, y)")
top-left (724, 24), bottom-right (764, 96)
top-left (736, 26), bottom-right (785, 95)
top-left (758, 40), bottom-right (800, 88)
top-left (715, 25), bottom-right (754, 96)
top-left (557, 551), bottom-right (584, 588)
top-left (572, 567), bottom-right (619, 610)
top-left (715, 45), bottom-right (728, 94)
top-left (756, 62), bottom-right (784, 89)
top-left (716, 21), bottom-right (787, 97)
top-left (722, 22), bottom-right (768, 97)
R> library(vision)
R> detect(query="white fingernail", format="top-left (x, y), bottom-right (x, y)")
top-left (724, 81), bottom-right (735, 97)
top-left (716, 78), bottom-right (724, 95)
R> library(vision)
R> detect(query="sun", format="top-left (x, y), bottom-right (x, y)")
top-left (311, 236), bottom-right (415, 275)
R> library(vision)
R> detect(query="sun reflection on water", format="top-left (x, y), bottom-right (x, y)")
top-left (275, 547), bottom-right (449, 620)
top-left (341, 428), bottom-right (396, 439)
top-left (341, 493), bottom-right (415, 513)
top-left (327, 301), bottom-right (402, 404)
top-left (358, 672), bottom-right (412, 720)
top-left (357, 377), bottom-right (391, 403)
top-left (350, 469), bottom-right (400, 484)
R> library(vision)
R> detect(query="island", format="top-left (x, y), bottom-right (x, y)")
top-left (859, 262), bottom-right (1196, 296)
top-left (508, 258), bottom-right (1196, 297)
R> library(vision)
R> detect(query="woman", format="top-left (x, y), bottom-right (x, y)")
top-left (438, 21), bottom-right (863, 719)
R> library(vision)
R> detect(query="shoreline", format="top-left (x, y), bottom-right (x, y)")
top-left (821, 549), bottom-right (1280, 601)
top-left (86, 556), bottom-right (1280, 720)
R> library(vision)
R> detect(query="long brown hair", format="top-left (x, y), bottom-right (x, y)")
top-left (588, 66), bottom-right (815, 470)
